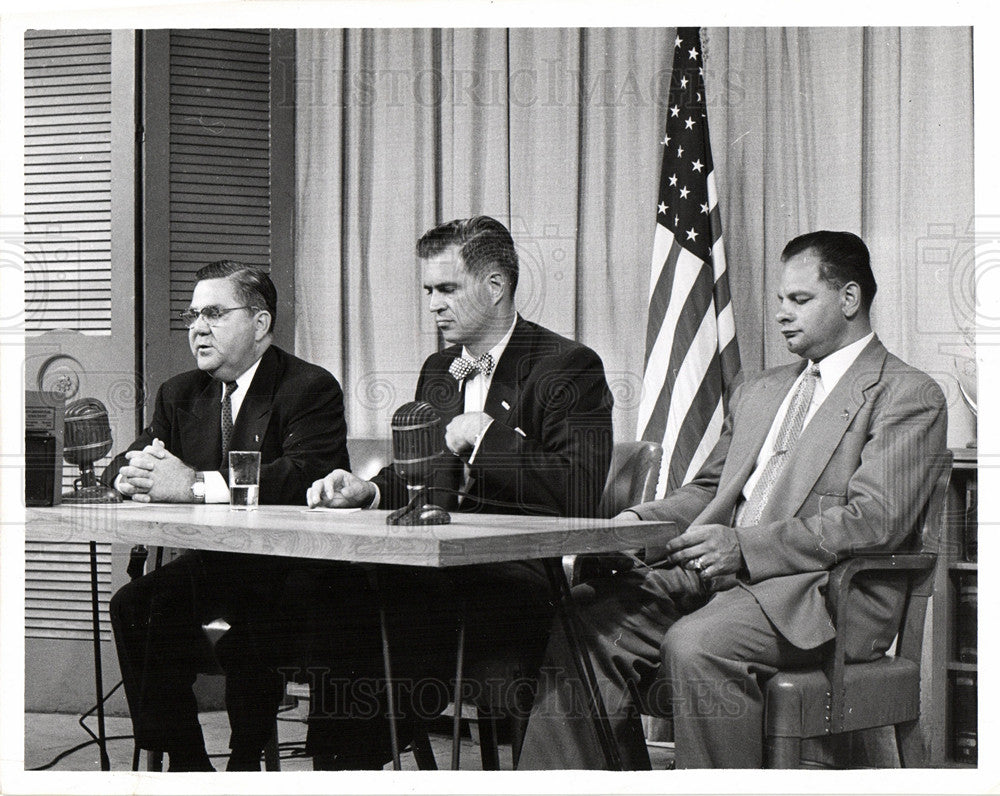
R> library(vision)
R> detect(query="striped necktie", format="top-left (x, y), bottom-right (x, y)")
top-left (220, 381), bottom-right (238, 459)
top-left (736, 364), bottom-right (821, 527)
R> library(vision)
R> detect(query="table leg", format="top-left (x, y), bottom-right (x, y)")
top-left (541, 557), bottom-right (623, 770)
top-left (451, 603), bottom-right (466, 771)
top-left (89, 541), bottom-right (111, 771)
top-left (369, 567), bottom-right (402, 771)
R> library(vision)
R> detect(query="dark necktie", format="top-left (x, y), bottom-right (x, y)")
top-left (220, 381), bottom-right (238, 459)
top-left (736, 364), bottom-right (821, 526)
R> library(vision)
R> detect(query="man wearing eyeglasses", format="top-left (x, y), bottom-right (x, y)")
top-left (102, 260), bottom-right (349, 771)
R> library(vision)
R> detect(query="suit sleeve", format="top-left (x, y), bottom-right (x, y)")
top-left (735, 373), bottom-right (948, 581)
top-left (99, 384), bottom-right (172, 489)
top-left (256, 369), bottom-right (350, 505)
top-left (630, 381), bottom-right (741, 562)
top-left (469, 345), bottom-right (613, 517)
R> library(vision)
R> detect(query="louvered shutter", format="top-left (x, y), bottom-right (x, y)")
top-left (168, 29), bottom-right (273, 330)
top-left (23, 30), bottom-right (121, 642)
top-left (24, 30), bottom-right (113, 333)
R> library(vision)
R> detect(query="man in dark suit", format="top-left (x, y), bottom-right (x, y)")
top-left (303, 215), bottom-right (614, 767)
top-left (518, 230), bottom-right (948, 769)
top-left (104, 260), bottom-right (349, 771)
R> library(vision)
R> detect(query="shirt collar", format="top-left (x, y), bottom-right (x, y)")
top-left (462, 313), bottom-right (518, 371)
top-left (222, 353), bottom-right (264, 401)
top-left (811, 332), bottom-right (874, 393)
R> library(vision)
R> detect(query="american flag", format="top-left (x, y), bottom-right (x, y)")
top-left (637, 28), bottom-right (741, 498)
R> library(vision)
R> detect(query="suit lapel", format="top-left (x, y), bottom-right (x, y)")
top-left (762, 338), bottom-right (887, 522)
top-left (721, 364), bottom-right (802, 500)
top-left (483, 316), bottom-right (532, 423)
top-left (178, 377), bottom-right (224, 469)
top-left (230, 346), bottom-right (277, 451)
top-left (434, 350), bottom-right (466, 426)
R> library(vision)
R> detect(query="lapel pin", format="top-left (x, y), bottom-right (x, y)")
top-left (501, 400), bottom-right (511, 411)
top-left (254, 434), bottom-right (260, 443)
top-left (841, 410), bottom-right (849, 421)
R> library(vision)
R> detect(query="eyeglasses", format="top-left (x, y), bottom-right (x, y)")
top-left (179, 305), bottom-right (257, 328)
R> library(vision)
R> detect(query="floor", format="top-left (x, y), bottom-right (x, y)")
top-left (24, 702), bottom-right (675, 772)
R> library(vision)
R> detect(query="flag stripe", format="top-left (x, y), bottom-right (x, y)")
top-left (639, 27), bottom-right (741, 498)
top-left (643, 231), bottom-right (682, 367)
top-left (640, 259), bottom-right (715, 444)
top-left (666, 353), bottom-right (723, 489)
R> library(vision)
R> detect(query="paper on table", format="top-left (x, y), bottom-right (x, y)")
top-left (301, 507), bottom-right (363, 514)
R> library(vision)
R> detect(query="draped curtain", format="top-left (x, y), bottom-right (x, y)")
top-left (295, 27), bottom-right (974, 447)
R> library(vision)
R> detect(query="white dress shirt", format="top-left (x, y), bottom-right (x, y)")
top-left (201, 355), bottom-right (264, 502)
top-left (740, 332), bottom-right (873, 502)
top-left (461, 314), bottom-right (518, 462)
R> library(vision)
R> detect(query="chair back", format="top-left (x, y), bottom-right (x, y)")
top-left (597, 440), bottom-right (663, 518)
top-left (896, 449), bottom-right (953, 663)
top-left (346, 437), bottom-right (393, 480)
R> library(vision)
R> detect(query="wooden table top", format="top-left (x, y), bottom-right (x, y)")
top-left (25, 504), bottom-right (677, 568)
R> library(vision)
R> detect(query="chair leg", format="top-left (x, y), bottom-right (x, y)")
top-left (510, 713), bottom-right (529, 769)
top-left (765, 736), bottom-right (801, 768)
top-left (263, 725), bottom-right (280, 771)
top-left (410, 722), bottom-right (438, 770)
top-left (476, 707), bottom-right (501, 770)
top-left (146, 749), bottom-right (164, 771)
top-left (895, 719), bottom-right (927, 768)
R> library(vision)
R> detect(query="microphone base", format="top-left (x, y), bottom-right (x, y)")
top-left (386, 489), bottom-right (451, 526)
top-left (62, 485), bottom-right (123, 504)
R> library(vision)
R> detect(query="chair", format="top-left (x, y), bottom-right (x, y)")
top-left (638, 450), bottom-right (953, 768)
top-left (762, 450), bottom-right (952, 768)
top-left (466, 440), bottom-right (664, 769)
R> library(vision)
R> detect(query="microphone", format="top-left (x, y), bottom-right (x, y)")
top-left (62, 398), bottom-right (122, 504)
top-left (385, 400), bottom-right (452, 526)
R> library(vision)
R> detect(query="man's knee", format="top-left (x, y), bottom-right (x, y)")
top-left (109, 578), bottom-right (144, 626)
top-left (660, 613), bottom-right (713, 674)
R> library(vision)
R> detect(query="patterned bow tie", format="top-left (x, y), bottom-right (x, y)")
top-left (449, 353), bottom-right (495, 382)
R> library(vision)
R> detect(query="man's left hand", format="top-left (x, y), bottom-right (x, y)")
top-left (126, 442), bottom-right (198, 503)
top-left (661, 524), bottom-right (743, 579)
top-left (445, 412), bottom-right (492, 456)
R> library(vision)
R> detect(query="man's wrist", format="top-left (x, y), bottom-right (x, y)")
top-left (190, 472), bottom-right (206, 503)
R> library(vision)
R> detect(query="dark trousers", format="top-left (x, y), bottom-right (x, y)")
top-left (109, 550), bottom-right (311, 756)
top-left (294, 560), bottom-right (555, 764)
top-left (517, 571), bottom-right (823, 769)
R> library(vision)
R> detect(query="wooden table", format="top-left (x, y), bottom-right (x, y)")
top-left (27, 503), bottom-right (672, 567)
top-left (27, 504), bottom-right (677, 770)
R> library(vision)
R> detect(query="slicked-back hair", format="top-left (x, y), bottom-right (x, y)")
top-left (195, 260), bottom-right (277, 333)
top-left (416, 216), bottom-right (519, 297)
top-left (781, 230), bottom-right (878, 312)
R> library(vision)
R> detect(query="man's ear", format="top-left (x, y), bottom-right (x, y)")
top-left (841, 282), bottom-right (862, 319)
top-left (254, 310), bottom-right (272, 340)
top-left (486, 271), bottom-right (507, 304)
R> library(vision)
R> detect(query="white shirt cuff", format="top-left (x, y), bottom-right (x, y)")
top-left (203, 471), bottom-right (229, 503)
top-left (368, 483), bottom-right (381, 509)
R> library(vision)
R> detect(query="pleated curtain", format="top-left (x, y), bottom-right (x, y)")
top-left (294, 27), bottom-right (974, 446)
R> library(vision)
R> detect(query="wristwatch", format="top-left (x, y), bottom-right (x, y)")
top-left (190, 473), bottom-right (206, 503)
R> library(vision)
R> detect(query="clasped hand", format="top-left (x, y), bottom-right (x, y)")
top-left (661, 523), bottom-right (743, 579)
top-left (118, 438), bottom-right (197, 503)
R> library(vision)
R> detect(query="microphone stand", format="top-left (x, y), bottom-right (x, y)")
top-left (385, 485), bottom-right (451, 526)
top-left (63, 466), bottom-right (121, 504)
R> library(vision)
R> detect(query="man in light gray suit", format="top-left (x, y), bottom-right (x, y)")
top-left (518, 230), bottom-right (948, 769)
